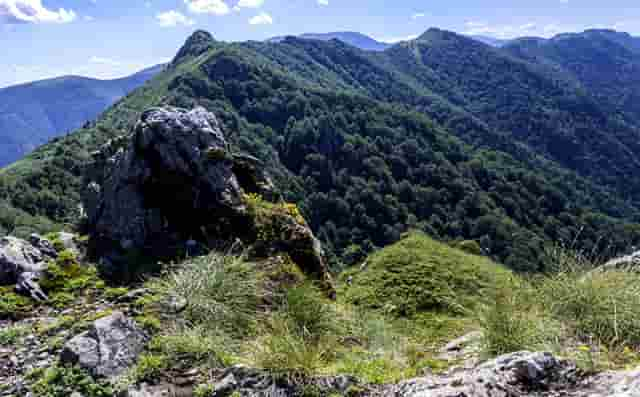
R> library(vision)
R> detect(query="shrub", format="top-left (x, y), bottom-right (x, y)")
top-left (148, 253), bottom-right (266, 336)
top-left (252, 315), bottom-right (337, 380)
top-left (480, 277), bottom-right (560, 355)
top-left (538, 269), bottom-right (640, 347)
top-left (0, 324), bottom-right (28, 346)
top-left (283, 282), bottom-right (339, 339)
top-left (149, 326), bottom-right (233, 369)
top-left (343, 232), bottom-right (509, 316)
top-left (29, 364), bottom-right (114, 397)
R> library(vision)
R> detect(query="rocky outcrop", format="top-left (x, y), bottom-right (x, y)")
top-left (601, 250), bottom-right (640, 272)
top-left (386, 351), bottom-right (579, 397)
top-left (0, 235), bottom-right (56, 301)
top-left (375, 350), bottom-right (640, 397)
top-left (84, 106), bottom-right (333, 294)
top-left (171, 30), bottom-right (216, 66)
top-left (60, 312), bottom-right (148, 379)
top-left (0, 236), bottom-right (48, 285)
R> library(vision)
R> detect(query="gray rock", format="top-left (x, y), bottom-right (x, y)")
top-left (28, 234), bottom-right (58, 259)
top-left (124, 383), bottom-right (174, 397)
top-left (601, 251), bottom-right (640, 272)
top-left (60, 312), bottom-right (148, 379)
top-left (0, 236), bottom-right (47, 285)
top-left (388, 351), bottom-right (578, 397)
top-left (15, 272), bottom-right (48, 302)
top-left (82, 106), bottom-right (334, 295)
top-left (84, 107), bottom-right (249, 278)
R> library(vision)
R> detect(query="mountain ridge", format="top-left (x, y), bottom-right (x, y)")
top-left (0, 63), bottom-right (165, 167)
top-left (3, 29), bottom-right (640, 272)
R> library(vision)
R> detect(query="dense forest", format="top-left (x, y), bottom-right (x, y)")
top-left (2, 29), bottom-right (640, 272)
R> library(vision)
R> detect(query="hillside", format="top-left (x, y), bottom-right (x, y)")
top-left (2, 30), bottom-right (640, 273)
top-left (268, 31), bottom-right (391, 51)
top-left (0, 64), bottom-right (164, 167)
top-left (505, 29), bottom-right (640, 119)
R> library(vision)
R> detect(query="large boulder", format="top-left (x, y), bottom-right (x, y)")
top-left (0, 236), bottom-right (48, 285)
top-left (60, 311), bottom-right (148, 379)
top-left (85, 107), bottom-right (256, 274)
top-left (83, 106), bottom-right (333, 294)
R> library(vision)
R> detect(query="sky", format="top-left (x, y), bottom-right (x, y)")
top-left (1, 0), bottom-right (640, 88)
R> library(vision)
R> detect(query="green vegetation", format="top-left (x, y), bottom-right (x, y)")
top-left (147, 253), bottom-right (265, 336)
top-left (342, 232), bottom-right (509, 316)
top-left (480, 250), bottom-right (640, 370)
top-left (29, 364), bottom-right (114, 397)
top-left (118, 251), bottom-right (465, 386)
top-left (0, 286), bottom-right (35, 318)
top-left (3, 30), bottom-right (640, 273)
top-left (0, 323), bottom-right (29, 346)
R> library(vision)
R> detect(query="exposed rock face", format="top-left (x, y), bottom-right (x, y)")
top-left (60, 312), bottom-right (148, 379)
top-left (386, 351), bottom-right (579, 397)
top-left (0, 235), bottom-right (57, 301)
top-left (0, 236), bottom-right (48, 285)
top-left (601, 250), bottom-right (640, 272)
top-left (84, 106), bottom-right (333, 293)
top-left (85, 107), bottom-right (251, 276)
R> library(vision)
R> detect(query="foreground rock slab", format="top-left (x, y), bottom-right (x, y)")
top-left (60, 311), bottom-right (148, 379)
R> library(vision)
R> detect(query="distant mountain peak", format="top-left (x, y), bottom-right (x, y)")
top-left (172, 30), bottom-right (216, 66)
top-left (267, 31), bottom-right (390, 51)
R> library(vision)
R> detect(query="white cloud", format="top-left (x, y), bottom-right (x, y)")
top-left (237, 0), bottom-right (263, 8)
top-left (157, 10), bottom-right (195, 27)
top-left (248, 11), bottom-right (272, 25)
top-left (317, 0), bottom-right (329, 5)
top-left (184, 0), bottom-right (230, 15)
top-left (0, 0), bottom-right (76, 24)
top-left (411, 12), bottom-right (425, 20)
top-left (463, 20), bottom-right (552, 39)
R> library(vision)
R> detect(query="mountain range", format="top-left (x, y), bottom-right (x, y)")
top-left (0, 64), bottom-right (164, 167)
top-left (268, 31), bottom-right (391, 51)
top-left (2, 27), bottom-right (640, 272)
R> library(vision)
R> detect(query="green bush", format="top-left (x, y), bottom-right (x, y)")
top-left (29, 364), bottom-right (114, 397)
top-left (539, 269), bottom-right (640, 347)
top-left (343, 232), bottom-right (509, 316)
top-left (253, 315), bottom-right (337, 380)
top-left (480, 277), bottom-right (560, 355)
top-left (149, 326), bottom-right (233, 369)
top-left (0, 324), bottom-right (28, 346)
top-left (283, 282), bottom-right (340, 339)
top-left (148, 253), bottom-right (266, 336)
top-left (480, 257), bottom-right (640, 358)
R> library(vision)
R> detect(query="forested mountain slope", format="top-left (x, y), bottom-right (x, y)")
top-left (505, 29), bottom-right (640, 119)
top-left (2, 30), bottom-right (640, 272)
top-left (0, 64), bottom-right (164, 167)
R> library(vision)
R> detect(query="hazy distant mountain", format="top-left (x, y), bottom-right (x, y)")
top-left (268, 31), bottom-right (391, 51)
top-left (0, 64), bottom-right (164, 166)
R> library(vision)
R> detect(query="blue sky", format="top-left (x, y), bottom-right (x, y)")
top-left (1, 0), bottom-right (640, 88)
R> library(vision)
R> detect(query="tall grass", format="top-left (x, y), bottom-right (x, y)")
top-left (148, 253), bottom-right (267, 336)
top-left (481, 247), bottom-right (640, 362)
